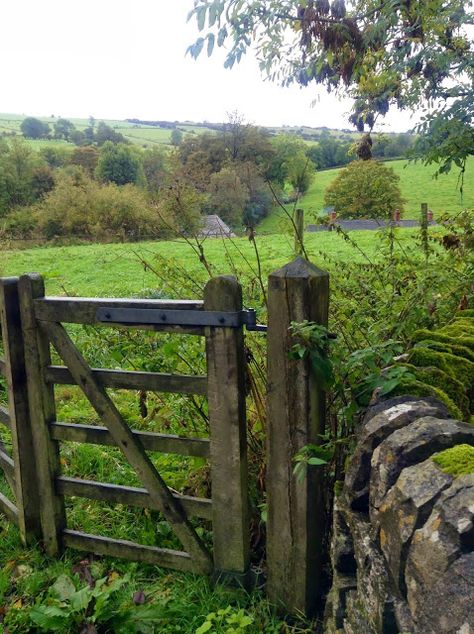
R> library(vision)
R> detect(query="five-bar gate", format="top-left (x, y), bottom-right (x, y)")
top-left (0, 273), bottom-right (250, 584)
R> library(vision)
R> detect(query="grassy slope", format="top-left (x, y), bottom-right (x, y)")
top-left (259, 159), bottom-right (473, 233)
top-left (1, 228), bottom-right (428, 297)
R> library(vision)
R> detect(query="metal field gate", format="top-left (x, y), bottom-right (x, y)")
top-left (0, 273), bottom-right (252, 584)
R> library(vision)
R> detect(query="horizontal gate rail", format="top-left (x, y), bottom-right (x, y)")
top-left (34, 297), bottom-right (205, 333)
top-left (62, 530), bottom-right (196, 572)
top-left (0, 449), bottom-right (15, 483)
top-left (57, 476), bottom-right (212, 520)
top-left (0, 406), bottom-right (10, 428)
top-left (50, 422), bottom-right (211, 458)
top-left (45, 365), bottom-right (207, 395)
top-left (0, 491), bottom-right (18, 525)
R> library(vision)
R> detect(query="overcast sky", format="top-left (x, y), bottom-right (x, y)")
top-left (1, 0), bottom-right (415, 131)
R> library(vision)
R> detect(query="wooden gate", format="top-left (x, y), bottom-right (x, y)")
top-left (0, 273), bottom-right (249, 583)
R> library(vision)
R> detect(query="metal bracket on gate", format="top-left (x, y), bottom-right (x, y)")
top-left (96, 307), bottom-right (267, 332)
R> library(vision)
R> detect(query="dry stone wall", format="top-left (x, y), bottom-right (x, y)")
top-left (325, 396), bottom-right (474, 634)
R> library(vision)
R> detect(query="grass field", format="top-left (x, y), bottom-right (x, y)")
top-left (259, 159), bottom-right (473, 232)
top-left (0, 113), bottom-right (215, 150)
top-left (1, 227), bottom-right (430, 297)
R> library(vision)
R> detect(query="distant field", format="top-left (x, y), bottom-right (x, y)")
top-left (0, 113), bottom-right (210, 149)
top-left (259, 159), bottom-right (473, 232)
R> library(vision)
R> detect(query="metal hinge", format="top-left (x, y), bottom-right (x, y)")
top-left (96, 307), bottom-right (267, 332)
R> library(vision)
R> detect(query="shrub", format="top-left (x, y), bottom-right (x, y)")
top-left (324, 159), bottom-right (405, 219)
top-left (32, 170), bottom-right (162, 240)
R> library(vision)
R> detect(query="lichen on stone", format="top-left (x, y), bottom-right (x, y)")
top-left (432, 444), bottom-right (474, 477)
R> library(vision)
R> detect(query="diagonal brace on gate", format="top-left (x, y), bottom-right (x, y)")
top-left (42, 320), bottom-right (213, 575)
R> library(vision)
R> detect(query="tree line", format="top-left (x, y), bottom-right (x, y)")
top-left (0, 114), bottom-right (319, 241)
top-left (18, 117), bottom-right (127, 146)
top-left (0, 112), bottom-right (416, 242)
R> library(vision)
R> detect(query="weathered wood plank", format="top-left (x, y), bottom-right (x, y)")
top-left (0, 405), bottom-right (10, 429)
top-left (0, 356), bottom-right (6, 377)
top-left (45, 366), bottom-right (207, 395)
top-left (0, 491), bottom-right (18, 525)
top-left (0, 277), bottom-right (42, 543)
top-left (44, 320), bottom-right (213, 575)
top-left (57, 476), bottom-right (212, 520)
top-left (18, 274), bottom-right (67, 555)
top-left (0, 449), bottom-right (15, 485)
top-left (62, 530), bottom-right (197, 572)
top-left (50, 422), bottom-right (210, 458)
top-left (204, 276), bottom-right (250, 586)
top-left (34, 297), bottom-right (203, 331)
top-left (266, 257), bottom-right (329, 617)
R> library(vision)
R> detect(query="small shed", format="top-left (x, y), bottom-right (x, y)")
top-left (199, 215), bottom-right (236, 238)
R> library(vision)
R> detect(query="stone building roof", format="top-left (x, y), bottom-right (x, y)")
top-left (199, 215), bottom-right (236, 238)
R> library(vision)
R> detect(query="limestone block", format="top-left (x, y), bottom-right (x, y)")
top-left (345, 398), bottom-right (449, 511)
top-left (405, 475), bottom-right (474, 627)
top-left (369, 417), bottom-right (474, 512)
top-left (377, 459), bottom-right (453, 594)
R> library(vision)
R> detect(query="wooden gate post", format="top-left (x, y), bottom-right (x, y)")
top-left (0, 278), bottom-right (42, 543)
top-left (204, 276), bottom-right (250, 586)
top-left (18, 274), bottom-right (66, 555)
top-left (266, 257), bottom-right (329, 616)
top-left (294, 208), bottom-right (304, 256)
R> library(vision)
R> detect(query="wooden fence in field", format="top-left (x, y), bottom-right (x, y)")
top-left (0, 258), bottom-right (329, 616)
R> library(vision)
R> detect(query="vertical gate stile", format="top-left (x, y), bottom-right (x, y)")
top-left (204, 276), bottom-right (250, 586)
top-left (266, 257), bottom-right (329, 617)
top-left (18, 273), bottom-right (66, 555)
top-left (0, 277), bottom-right (41, 543)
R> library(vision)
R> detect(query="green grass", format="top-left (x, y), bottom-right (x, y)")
top-left (259, 159), bottom-right (473, 232)
top-left (1, 228), bottom-right (432, 297)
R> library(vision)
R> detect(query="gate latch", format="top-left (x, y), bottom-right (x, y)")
top-left (96, 307), bottom-right (267, 332)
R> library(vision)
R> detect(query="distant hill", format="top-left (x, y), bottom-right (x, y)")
top-left (0, 112), bottom-right (410, 150)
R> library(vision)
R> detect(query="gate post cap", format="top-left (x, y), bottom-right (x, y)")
top-left (270, 257), bottom-right (328, 279)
